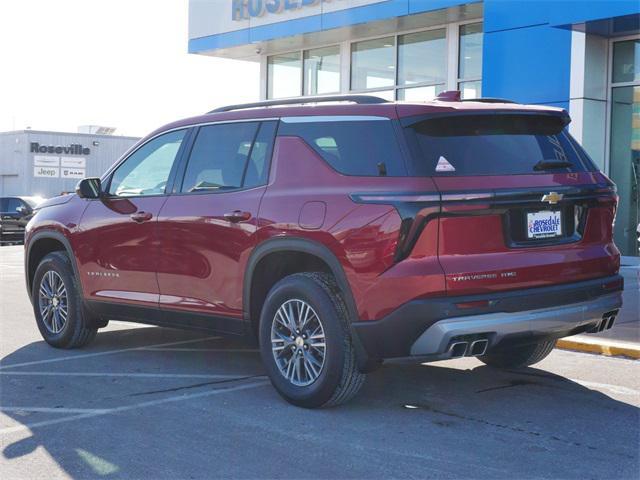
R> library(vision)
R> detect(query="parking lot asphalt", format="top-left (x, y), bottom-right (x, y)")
top-left (1, 245), bottom-right (639, 480)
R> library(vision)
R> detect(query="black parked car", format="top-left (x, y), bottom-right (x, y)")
top-left (0, 196), bottom-right (45, 244)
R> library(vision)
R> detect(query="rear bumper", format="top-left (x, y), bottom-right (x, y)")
top-left (352, 275), bottom-right (624, 361)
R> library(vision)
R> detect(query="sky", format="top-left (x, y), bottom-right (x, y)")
top-left (0, 0), bottom-right (259, 137)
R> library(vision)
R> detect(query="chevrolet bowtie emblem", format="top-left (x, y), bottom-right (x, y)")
top-left (541, 192), bottom-right (563, 204)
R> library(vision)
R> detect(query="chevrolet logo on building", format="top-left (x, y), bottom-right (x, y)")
top-left (541, 192), bottom-right (563, 204)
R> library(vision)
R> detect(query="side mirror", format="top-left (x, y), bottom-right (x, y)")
top-left (76, 177), bottom-right (102, 199)
top-left (16, 205), bottom-right (29, 215)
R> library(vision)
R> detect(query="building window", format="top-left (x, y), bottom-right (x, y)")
top-left (351, 37), bottom-right (396, 91)
top-left (397, 84), bottom-right (444, 101)
top-left (266, 23), bottom-right (483, 101)
top-left (303, 46), bottom-right (340, 95)
top-left (267, 52), bottom-right (302, 99)
top-left (609, 38), bottom-right (639, 256)
top-left (458, 23), bottom-right (483, 99)
top-left (398, 29), bottom-right (446, 95)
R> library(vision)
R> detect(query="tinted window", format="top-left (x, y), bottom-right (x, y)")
top-left (244, 122), bottom-right (277, 188)
top-left (6, 198), bottom-right (23, 213)
top-left (109, 130), bottom-right (186, 196)
top-left (279, 119), bottom-right (406, 176)
top-left (405, 114), bottom-right (593, 176)
top-left (181, 122), bottom-right (260, 193)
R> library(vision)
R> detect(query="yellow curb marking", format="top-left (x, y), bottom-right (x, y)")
top-left (557, 339), bottom-right (640, 360)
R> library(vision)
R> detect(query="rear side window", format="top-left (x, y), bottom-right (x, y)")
top-left (279, 118), bottom-right (406, 176)
top-left (244, 122), bottom-right (277, 188)
top-left (181, 121), bottom-right (277, 193)
top-left (405, 114), bottom-right (594, 176)
top-left (182, 122), bottom-right (258, 192)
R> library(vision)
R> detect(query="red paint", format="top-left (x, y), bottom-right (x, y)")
top-left (24, 99), bottom-right (621, 331)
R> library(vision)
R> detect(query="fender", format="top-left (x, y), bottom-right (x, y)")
top-left (25, 230), bottom-right (82, 301)
top-left (243, 237), bottom-right (379, 372)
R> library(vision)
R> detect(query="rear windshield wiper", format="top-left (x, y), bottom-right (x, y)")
top-left (533, 159), bottom-right (573, 171)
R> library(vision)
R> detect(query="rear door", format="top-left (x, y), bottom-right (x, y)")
top-left (403, 112), bottom-right (620, 296)
top-left (156, 121), bottom-right (276, 331)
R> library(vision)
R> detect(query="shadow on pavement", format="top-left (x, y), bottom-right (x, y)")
top-left (1, 326), bottom-right (639, 479)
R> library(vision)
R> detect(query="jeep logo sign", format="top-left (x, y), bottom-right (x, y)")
top-left (30, 143), bottom-right (90, 155)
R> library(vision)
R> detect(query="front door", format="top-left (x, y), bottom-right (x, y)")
top-left (156, 121), bottom-right (276, 331)
top-left (75, 129), bottom-right (188, 308)
top-left (610, 38), bottom-right (640, 256)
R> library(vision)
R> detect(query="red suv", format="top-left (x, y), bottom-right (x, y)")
top-left (24, 93), bottom-right (623, 407)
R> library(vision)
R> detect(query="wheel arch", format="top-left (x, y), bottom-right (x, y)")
top-left (243, 237), bottom-right (376, 372)
top-left (26, 231), bottom-right (82, 301)
top-left (244, 237), bottom-right (357, 324)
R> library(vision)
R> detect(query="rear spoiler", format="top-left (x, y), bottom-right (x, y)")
top-left (399, 109), bottom-right (571, 128)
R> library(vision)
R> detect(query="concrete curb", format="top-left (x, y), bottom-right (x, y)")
top-left (557, 337), bottom-right (640, 360)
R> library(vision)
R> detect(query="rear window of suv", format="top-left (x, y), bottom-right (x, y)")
top-left (279, 118), bottom-right (406, 176)
top-left (403, 114), bottom-right (595, 176)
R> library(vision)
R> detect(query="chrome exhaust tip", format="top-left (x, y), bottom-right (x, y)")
top-left (449, 341), bottom-right (468, 358)
top-left (470, 339), bottom-right (489, 356)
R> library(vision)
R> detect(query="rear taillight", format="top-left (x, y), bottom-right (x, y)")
top-left (350, 192), bottom-right (441, 262)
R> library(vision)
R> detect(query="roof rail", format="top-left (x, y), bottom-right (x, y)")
top-left (208, 95), bottom-right (388, 113)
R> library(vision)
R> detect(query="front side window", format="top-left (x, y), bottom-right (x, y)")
top-left (5, 198), bottom-right (23, 213)
top-left (181, 122), bottom-right (262, 193)
top-left (279, 119), bottom-right (406, 176)
top-left (108, 130), bottom-right (186, 197)
top-left (405, 114), bottom-right (594, 176)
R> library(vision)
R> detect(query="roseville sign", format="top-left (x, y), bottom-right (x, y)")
top-left (231, 0), bottom-right (343, 21)
top-left (30, 143), bottom-right (91, 155)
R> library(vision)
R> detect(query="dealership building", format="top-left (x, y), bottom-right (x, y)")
top-left (0, 129), bottom-right (139, 199)
top-left (189, 0), bottom-right (639, 255)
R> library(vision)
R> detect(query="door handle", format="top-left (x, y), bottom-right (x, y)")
top-left (130, 211), bottom-right (153, 223)
top-left (223, 210), bottom-right (251, 223)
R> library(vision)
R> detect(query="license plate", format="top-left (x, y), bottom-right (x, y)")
top-left (527, 210), bottom-right (562, 239)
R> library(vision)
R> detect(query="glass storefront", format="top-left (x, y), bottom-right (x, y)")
top-left (267, 52), bottom-right (302, 99)
top-left (351, 37), bottom-right (396, 90)
top-left (397, 29), bottom-right (446, 91)
top-left (303, 46), bottom-right (340, 96)
top-left (610, 39), bottom-right (640, 256)
top-left (458, 23), bottom-right (483, 99)
top-left (267, 22), bottom-right (483, 101)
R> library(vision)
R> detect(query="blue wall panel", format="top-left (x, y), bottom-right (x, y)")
top-left (322, 0), bottom-right (408, 30)
top-left (408, 0), bottom-right (479, 15)
top-left (485, 0), bottom-right (639, 33)
top-left (250, 14), bottom-right (322, 43)
top-left (482, 24), bottom-right (572, 105)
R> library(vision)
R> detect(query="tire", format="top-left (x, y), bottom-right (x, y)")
top-left (32, 251), bottom-right (97, 349)
top-left (259, 272), bottom-right (365, 408)
top-left (478, 340), bottom-right (556, 369)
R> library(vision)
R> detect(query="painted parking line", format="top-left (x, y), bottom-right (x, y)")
top-left (1, 407), bottom-right (110, 414)
top-left (0, 380), bottom-right (270, 435)
top-left (140, 347), bottom-right (260, 353)
top-left (0, 371), bottom-right (247, 379)
top-left (0, 336), bottom-right (221, 370)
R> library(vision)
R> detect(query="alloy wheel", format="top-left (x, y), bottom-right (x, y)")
top-left (38, 270), bottom-right (68, 334)
top-left (271, 299), bottom-right (326, 387)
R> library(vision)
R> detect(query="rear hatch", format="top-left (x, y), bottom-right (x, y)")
top-left (401, 110), bottom-right (620, 296)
